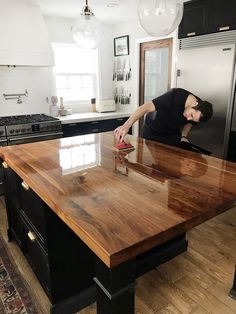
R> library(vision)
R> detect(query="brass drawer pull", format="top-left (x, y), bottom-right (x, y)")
top-left (21, 181), bottom-right (30, 190)
top-left (2, 161), bottom-right (8, 169)
top-left (28, 231), bottom-right (36, 242)
top-left (187, 32), bottom-right (196, 36)
top-left (219, 26), bottom-right (229, 31)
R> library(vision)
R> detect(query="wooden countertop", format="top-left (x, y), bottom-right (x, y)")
top-left (0, 133), bottom-right (236, 267)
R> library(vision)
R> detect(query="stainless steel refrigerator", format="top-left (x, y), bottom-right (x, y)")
top-left (176, 44), bottom-right (236, 159)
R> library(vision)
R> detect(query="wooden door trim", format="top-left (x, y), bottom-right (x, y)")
top-left (139, 38), bottom-right (173, 133)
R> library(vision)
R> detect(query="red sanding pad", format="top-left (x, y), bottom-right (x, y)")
top-left (113, 142), bottom-right (134, 151)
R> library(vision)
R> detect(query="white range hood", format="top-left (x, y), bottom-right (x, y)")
top-left (0, 0), bottom-right (54, 66)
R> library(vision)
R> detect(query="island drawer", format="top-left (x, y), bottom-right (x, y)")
top-left (19, 181), bottom-right (47, 244)
top-left (22, 217), bottom-right (51, 296)
top-left (21, 210), bottom-right (47, 250)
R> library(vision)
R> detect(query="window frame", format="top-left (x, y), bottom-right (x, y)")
top-left (52, 43), bottom-right (98, 104)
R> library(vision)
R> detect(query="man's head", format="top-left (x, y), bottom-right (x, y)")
top-left (184, 100), bottom-right (213, 123)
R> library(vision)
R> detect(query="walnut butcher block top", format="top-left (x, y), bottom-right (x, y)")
top-left (0, 132), bottom-right (236, 267)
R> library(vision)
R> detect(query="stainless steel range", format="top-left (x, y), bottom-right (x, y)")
top-left (0, 125), bottom-right (7, 147)
top-left (0, 113), bottom-right (62, 145)
top-left (0, 114), bottom-right (62, 194)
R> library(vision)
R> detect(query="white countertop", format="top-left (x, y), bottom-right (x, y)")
top-left (58, 111), bottom-right (132, 124)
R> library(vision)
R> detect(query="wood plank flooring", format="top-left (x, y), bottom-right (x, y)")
top-left (0, 197), bottom-right (235, 314)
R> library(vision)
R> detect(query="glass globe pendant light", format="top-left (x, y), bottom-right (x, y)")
top-left (138, 0), bottom-right (183, 37)
top-left (72, 0), bottom-right (103, 49)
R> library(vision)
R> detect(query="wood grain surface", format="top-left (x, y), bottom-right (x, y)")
top-left (0, 132), bottom-right (236, 267)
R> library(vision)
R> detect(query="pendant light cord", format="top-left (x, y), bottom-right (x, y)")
top-left (82, 0), bottom-right (94, 15)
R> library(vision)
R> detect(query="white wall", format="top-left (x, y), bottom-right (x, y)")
top-left (44, 16), bottom-right (113, 113)
top-left (43, 16), bottom-right (74, 44)
top-left (111, 19), bottom-right (179, 135)
top-left (0, 11), bottom-right (179, 117)
top-left (0, 14), bottom-right (113, 117)
top-left (0, 0), bottom-right (54, 66)
top-left (0, 67), bottom-right (53, 116)
top-left (111, 19), bottom-right (178, 114)
top-left (0, 1), bottom-right (55, 117)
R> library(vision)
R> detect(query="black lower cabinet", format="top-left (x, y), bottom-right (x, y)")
top-left (230, 266), bottom-right (236, 299)
top-left (227, 131), bottom-right (236, 162)
top-left (62, 117), bottom-right (130, 138)
top-left (22, 216), bottom-right (51, 295)
top-left (3, 166), bottom-right (95, 314)
top-left (21, 207), bottom-right (95, 307)
top-left (2, 162), bottom-right (25, 250)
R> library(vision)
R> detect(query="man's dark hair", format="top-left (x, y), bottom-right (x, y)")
top-left (193, 100), bottom-right (213, 122)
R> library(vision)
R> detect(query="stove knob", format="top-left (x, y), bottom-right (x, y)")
top-left (10, 130), bottom-right (14, 134)
top-left (21, 128), bottom-right (26, 133)
top-left (0, 130), bottom-right (3, 135)
top-left (16, 129), bottom-right (20, 133)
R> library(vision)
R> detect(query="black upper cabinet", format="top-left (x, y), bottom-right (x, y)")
top-left (178, 0), bottom-right (236, 39)
top-left (178, 0), bottom-right (208, 38)
top-left (208, 0), bottom-right (236, 33)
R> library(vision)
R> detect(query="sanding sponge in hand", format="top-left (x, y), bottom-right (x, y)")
top-left (112, 142), bottom-right (134, 152)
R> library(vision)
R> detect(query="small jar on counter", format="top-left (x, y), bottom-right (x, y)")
top-left (90, 98), bottom-right (96, 112)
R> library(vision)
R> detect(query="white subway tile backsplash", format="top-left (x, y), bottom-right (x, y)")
top-left (0, 66), bottom-right (53, 116)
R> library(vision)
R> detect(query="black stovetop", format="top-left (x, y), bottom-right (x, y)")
top-left (0, 114), bottom-right (58, 126)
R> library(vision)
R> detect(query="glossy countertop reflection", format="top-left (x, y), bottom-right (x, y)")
top-left (0, 132), bottom-right (236, 267)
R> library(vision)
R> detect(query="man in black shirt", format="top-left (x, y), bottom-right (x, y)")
top-left (114, 88), bottom-right (213, 145)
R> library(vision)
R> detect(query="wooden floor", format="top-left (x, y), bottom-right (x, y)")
top-left (0, 197), bottom-right (235, 314)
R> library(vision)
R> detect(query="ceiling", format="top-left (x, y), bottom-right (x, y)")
top-left (32, 0), bottom-right (139, 24)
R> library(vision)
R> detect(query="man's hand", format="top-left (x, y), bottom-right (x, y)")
top-left (114, 125), bottom-right (129, 142)
top-left (181, 124), bottom-right (192, 143)
top-left (181, 136), bottom-right (189, 143)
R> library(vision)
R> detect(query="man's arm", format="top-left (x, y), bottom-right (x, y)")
top-left (114, 102), bottom-right (155, 142)
top-left (181, 123), bottom-right (192, 142)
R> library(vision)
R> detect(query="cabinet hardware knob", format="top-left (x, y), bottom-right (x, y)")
top-left (92, 129), bottom-right (99, 132)
top-left (28, 231), bottom-right (36, 242)
top-left (21, 181), bottom-right (30, 190)
top-left (187, 32), bottom-right (196, 36)
top-left (219, 26), bottom-right (229, 31)
top-left (2, 161), bottom-right (8, 169)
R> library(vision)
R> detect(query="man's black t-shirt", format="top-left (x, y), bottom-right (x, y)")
top-left (140, 88), bottom-right (199, 145)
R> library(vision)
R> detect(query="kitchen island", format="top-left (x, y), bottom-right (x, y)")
top-left (0, 132), bottom-right (236, 313)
